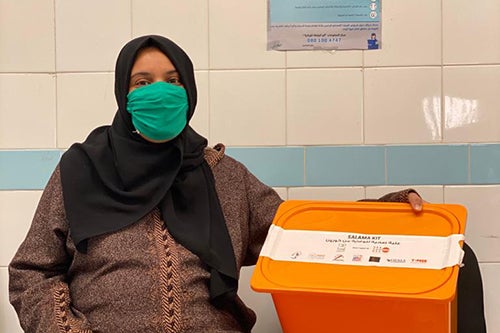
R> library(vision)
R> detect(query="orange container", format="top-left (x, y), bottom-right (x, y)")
top-left (251, 201), bottom-right (467, 333)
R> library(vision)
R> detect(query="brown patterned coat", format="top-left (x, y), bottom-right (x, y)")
top-left (9, 145), bottom-right (283, 333)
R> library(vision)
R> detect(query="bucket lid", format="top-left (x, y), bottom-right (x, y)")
top-left (251, 201), bottom-right (467, 301)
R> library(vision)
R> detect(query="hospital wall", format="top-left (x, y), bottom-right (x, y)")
top-left (1, 1), bottom-right (499, 332)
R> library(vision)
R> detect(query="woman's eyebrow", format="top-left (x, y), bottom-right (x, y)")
top-left (130, 72), bottom-right (152, 80)
top-left (130, 70), bottom-right (178, 80)
top-left (164, 70), bottom-right (179, 76)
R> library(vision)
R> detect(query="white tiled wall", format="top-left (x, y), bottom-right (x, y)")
top-left (0, 74), bottom-right (57, 148)
top-left (445, 186), bottom-right (500, 331)
top-left (55, 0), bottom-right (131, 72)
top-left (56, 73), bottom-right (116, 147)
top-left (0, 0), bottom-right (55, 72)
top-left (132, 0), bottom-right (210, 70)
top-left (289, 186), bottom-right (365, 201)
top-left (442, 0), bottom-right (500, 65)
top-left (209, 0), bottom-right (285, 69)
top-left (363, 0), bottom-right (442, 67)
top-left (1, 1), bottom-right (499, 332)
top-left (443, 66), bottom-right (500, 143)
top-left (0, 268), bottom-right (21, 333)
top-left (287, 69), bottom-right (363, 145)
top-left (364, 67), bottom-right (442, 143)
top-left (287, 49), bottom-right (362, 68)
top-left (481, 264), bottom-right (500, 332)
top-left (191, 71), bottom-right (210, 138)
top-left (0, 192), bottom-right (41, 333)
top-left (209, 70), bottom-right (286, 146)
top-left (445, 186), bottom-right (500, 263)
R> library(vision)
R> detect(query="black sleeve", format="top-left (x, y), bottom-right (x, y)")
top-left (457, 242), bottom-right (487, 333)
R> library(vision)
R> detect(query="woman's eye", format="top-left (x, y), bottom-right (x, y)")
top-left (137, 80), bottom-right (150, 86)
top-left (167, 77), bottom-right (182, 85)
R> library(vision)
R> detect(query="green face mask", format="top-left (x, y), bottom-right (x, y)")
top-left (126, 81), bottom-right (188, 141)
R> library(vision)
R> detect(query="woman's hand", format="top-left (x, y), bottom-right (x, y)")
top-left (408, 191), bottom-right (426, 213)
top-left (368, 188), bottom-right (427, 214)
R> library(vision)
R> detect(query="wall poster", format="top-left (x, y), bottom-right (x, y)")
top-left (268, 0), bottom-right (381, 51)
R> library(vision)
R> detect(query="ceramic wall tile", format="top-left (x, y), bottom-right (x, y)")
top-left (55, 0), bottom-right (131, 71)
top-left (306, 146), bottom-right (385, 186)
top-left (273, 187), bottom-right (288, 200)
top-left (480, 263), bottom-right (500, 333)
top-left (239, 266), bottom-right (282, 333)
top-left (191, 71), bottom-right (210, 141)
top-left (443, 66), bottom-right (500, 142)
top-left (0, 74), bottom-right (56, 148)
top-left (443, 0), bottom-right (500, 64)
top-left (56, 73), bottom-right (116, 148)
top-left (288, 186), bottom-right (365, 201)
top-left (0, 268), bottom-right (23, 333)
top-left (0, 151), bottom-right (60, 190)
top-left (386, 145), bottom-right (468, 185)
top-left (132, 0), bottom-right (209, 70)
top-left (0, 191), bottom-right (42, 266)
top-left (209, 0), bottom-right (285, 69)
top-left (364, 0), bottom-right (441, 67)
top-left (364, 67), bottom-right (442, 144)
top-left (445, 186), bottom-right (500, 262)
top-left (287, 50), bottom-right (362, 68)
top-left (0, 0), bottom-right (55, 72)
top-left (225, 147), bottom-right (303, 187)
top-left (209, 70), bottom-right (286, 145)
top-left (287, 69), bottom-right (363, 145)
top-left (471, 144), bottom-right (500, 184)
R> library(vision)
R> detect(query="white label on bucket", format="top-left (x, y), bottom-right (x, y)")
top-left (260, 225), bottom-right (465, 269)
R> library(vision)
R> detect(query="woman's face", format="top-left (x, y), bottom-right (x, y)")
top-left (128, 47), bottom-right (184, 143)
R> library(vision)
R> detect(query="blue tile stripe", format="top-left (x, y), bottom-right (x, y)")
top-left (1, 144), bottom-right (500, 189)
top-left (471, 144), bottom-right (500, 184)
top-left (387, 145), bottom-right (469, 185)
top-left (0, 150), bottom-right (62, 190)
top-left (305, 146), bottom-right (386, 186)
top-left (225, 147), bottom-right (304, 187)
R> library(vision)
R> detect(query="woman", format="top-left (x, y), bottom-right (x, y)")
top-left (8, 35), bottom-right (481, 332)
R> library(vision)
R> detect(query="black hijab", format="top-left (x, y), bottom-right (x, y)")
top-left (60, 35), bottom-right (238, 306)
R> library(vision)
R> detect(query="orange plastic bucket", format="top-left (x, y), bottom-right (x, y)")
top-left (251, 201), bottom-right (467, 333)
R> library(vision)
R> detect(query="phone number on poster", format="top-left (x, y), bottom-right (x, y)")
top-left (306, 38), bottom-right (342, 43)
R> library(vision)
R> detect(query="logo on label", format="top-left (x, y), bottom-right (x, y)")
top-left (352, 255), bottom-right (363, 262)
top-left (336, 243), bottom-right (346, 252)
top-left (382, 247), bottom-right (390, 253)
top-left (411, 258), bottom-right (428, 264)
top-left (333, 254), bottom-right (344, 262)
top-left (369, 256), bottom-right (381, 262)
top-left (387, 258), bottom-right (406, 264)
top-left (308, 253), bottom-right (326, 260)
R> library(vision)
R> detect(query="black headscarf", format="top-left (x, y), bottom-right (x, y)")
top-left (60, 35), bottom-right (238, 306)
